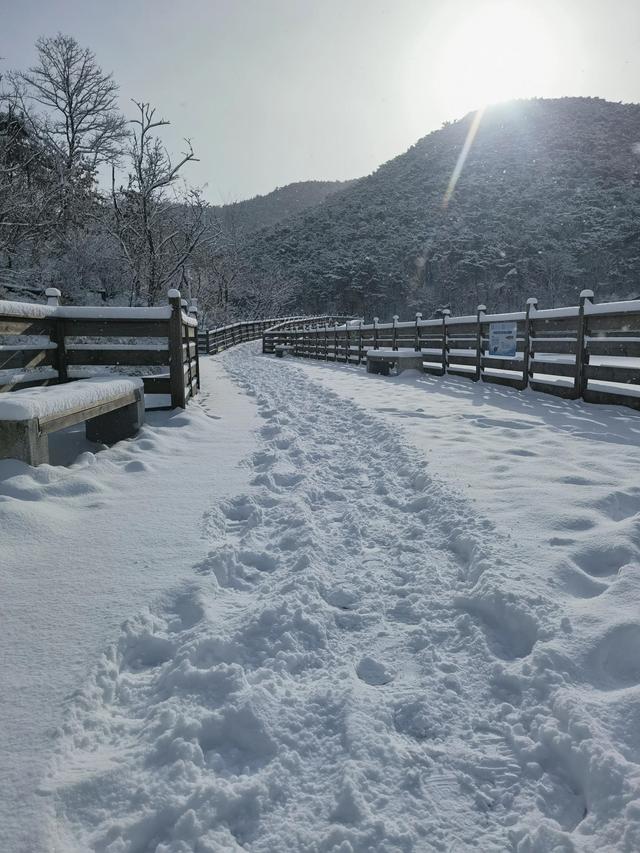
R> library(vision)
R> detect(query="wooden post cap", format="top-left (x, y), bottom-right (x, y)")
top-left (167, 288), bottom-right (181, 300)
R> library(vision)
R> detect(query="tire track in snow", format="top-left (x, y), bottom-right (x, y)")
top-left (45, 343), bottom-right (638, 852)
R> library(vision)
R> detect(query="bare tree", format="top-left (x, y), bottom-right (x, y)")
top-left (8, 34), bottom-right (127, 233)
top-left (13, 34), bottom-right (127, 171)
top-left (111, 101), bottom-right (209, 305)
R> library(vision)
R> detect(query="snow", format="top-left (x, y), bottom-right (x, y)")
top-left (530, 305), bottom-right (580, 319)
top-left (586, 299), bottom-right (640, 316)
top-left (67, 342), bottom-right (169, 351)
top-left (447, 314), bottom-right (478, 324)
top-left (481, 311), bottom-right (526, 323)
top-left (0, 342), bottom-right (58, 351)
top-left (181, 311), bottom-right (198, 328)
top-left (2, 342), bottom-right (640, 851)
top-left (0, 376), bottom-right (143, 421)
top-left (0, 357), bottom-right (259, 852)
top-left (0, 366), bottom-right (59, 384)
top-left (367, 347), bottom-right (422, 357)
top-left (0, 299), bottom-right (172, 320)
top-left (0, 299), bottom-right (57, 319)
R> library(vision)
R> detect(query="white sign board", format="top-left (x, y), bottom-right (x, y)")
top-left (488, 322), bottom-right (517, 358)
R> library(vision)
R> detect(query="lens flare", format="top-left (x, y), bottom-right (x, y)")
top-left (443, 106), bottom-right (485, 208)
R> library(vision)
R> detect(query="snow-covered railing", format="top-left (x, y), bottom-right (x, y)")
top-left (200, 315), bottom-right (352, 355)
top-left (262, 291), bottom-right (640, 412)
top-left (0, 289), bottom-right (198, 409)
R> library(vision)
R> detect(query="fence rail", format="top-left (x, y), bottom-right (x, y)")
top-left (199, 315), bottom-right (352, 355)
top-left (0, 288), bottom-right (198, 409)
top-left (262, 291), bottom-right (640, 411)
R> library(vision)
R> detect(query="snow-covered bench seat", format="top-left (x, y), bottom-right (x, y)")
top-left (0, 376), bottom-right (145, 465)
top-left (275, 344), bottom-right (294, 358)
top-left (366, 348), bottom-right (425, 376)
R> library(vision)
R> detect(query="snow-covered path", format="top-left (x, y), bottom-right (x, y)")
top-left (42, 344), bottom-right (640, 852)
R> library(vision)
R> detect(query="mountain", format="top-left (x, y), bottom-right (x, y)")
top-left (242, 98), bottom-right (640, 318)
top-left (212, 179), bottom-right (355, 234)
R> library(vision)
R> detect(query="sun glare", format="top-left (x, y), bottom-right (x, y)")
top-left (430, 1), bottom-right (558, 115)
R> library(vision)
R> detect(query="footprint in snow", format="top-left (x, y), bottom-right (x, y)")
top-left (356, 656), bottom-right (395, 685)
top-left (571, 543), bottom-right (637, 578)
top-left (595, 489), bottom-right (640, 522)
top-left (588, 624), bottom-right (640, 689)
top-left (324, 587), bottom-right (359, 610)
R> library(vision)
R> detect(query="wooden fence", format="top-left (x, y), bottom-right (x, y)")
top-left (0, 288), bottom-right (198, 409)
top-left (262, 291), bottom-right (640, 411)
top-left (199, 315), bottom-right (351, 355)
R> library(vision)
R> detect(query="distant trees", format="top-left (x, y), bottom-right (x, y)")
top-left (0, 35), bottom-right (129, 299)
top-left (0, 32), bottom-right (284, 318)
top-left (0, 80), bottom-right (59, 294)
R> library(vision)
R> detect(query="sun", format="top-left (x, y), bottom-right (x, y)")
top-left (427, 1), bottom-right (559, 115)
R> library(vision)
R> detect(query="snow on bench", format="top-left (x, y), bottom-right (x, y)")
top-left (0, 376), bottom-right (145, 466)
top-left (366, 348), bottom-right (424, 376)
top-left (274, 344), bottom-right (294, 358)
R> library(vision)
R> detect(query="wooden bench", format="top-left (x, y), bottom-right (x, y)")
top-left (0, 376), bottom-right (145, 465)
top-left (275, 344), bottom-right (294, 358)
top-left (366, 348), bottom-right (425, 376)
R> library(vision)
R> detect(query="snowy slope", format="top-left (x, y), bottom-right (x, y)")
top-left (34, 344), bottom-right (640, 851)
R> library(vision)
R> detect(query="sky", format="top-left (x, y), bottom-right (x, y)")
top-left (2, 0), bottom-right (640, 204)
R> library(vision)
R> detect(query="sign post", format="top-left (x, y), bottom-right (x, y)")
top-left (488, 321), bottom-right (517, 358)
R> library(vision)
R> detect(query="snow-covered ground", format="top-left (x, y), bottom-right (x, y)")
top-left (2, 343), bottom-right (640, 851)
top-left (0, 358), bottom-right (259, 852)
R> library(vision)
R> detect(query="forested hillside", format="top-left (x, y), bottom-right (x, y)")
top-left (212, 180), bottom-right (354, 234)
top-left (243, 98), bottom-right (640, 317)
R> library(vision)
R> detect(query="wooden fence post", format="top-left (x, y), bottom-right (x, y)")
top-left (334, 323), bottom-right (338, 361)
top-left (441, 309), bottom-right (450, 375)
top-left (168, 289), bottom-right (186, 409)
top-left (522, 297), bottom-right (537, 389)
top-left (415, 312), bottom-right (422, 352)
top-left (475, 304), bottom-right (486, 382)
top-left (576, 289), bottom-right (594, 399)
top-left (358, 320), bottom-right (363, 365)
top-left (189, 303), bottom-right (200, 391)
top-left (392, 315), bottom-right (399, 351)
top-left (44, 288), bottom-right (67, 384)
top-left (45, 287), bottom-right (61, 306)
top-left (53, 319), bottom-right (68, 383)
top-left (373, 317), bottom-right (379, 350)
